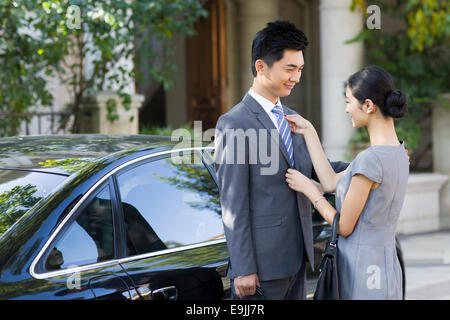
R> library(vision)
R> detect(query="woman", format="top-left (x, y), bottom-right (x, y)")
top-left (284, 66), bottom-right (409, 299)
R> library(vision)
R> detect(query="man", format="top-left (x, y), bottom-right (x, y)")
top-left (214, 21), bottom-right (347, 300)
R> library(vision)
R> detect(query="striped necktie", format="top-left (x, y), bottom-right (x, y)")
top-left (271, 104), bottom-right (295, 167)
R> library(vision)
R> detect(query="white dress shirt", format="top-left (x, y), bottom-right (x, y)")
top-left (248, 88), bottom-right (281, 131)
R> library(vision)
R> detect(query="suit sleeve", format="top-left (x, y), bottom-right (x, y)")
top-left (311, 160), bottom-right (350, 182)
top-left (214, 115), bottom-right (257, 277)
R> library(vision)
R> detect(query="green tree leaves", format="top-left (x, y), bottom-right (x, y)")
top-left (0, 0), bottom-right (207, 135)
top-left (348, 0), bottom-right (449, 162)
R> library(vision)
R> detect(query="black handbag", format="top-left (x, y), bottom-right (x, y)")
top-left (313, 213), bottom-right (340, 300)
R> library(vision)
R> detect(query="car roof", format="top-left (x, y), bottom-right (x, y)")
top-left (0, 134), bottom-right (204, 176)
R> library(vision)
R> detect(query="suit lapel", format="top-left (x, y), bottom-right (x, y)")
top-left (284, 107), bottom-right (312, 177)
top-left (243, 94), bottom-right (292, 167)
top-left (292, 134), bottom-right (311, 176)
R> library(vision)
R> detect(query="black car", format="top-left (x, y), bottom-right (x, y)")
top-left (0, 134), bottom-right (405, 300)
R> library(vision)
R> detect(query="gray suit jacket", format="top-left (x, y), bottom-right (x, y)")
top-left (214, 93), bottom-right (346, 281)
top-left (215, 94), bottom-right (348, 281)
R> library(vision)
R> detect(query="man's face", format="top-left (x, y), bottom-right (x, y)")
top-left (258, 49), bottom-right (304, 98)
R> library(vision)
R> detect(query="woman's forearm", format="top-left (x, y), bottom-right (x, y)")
top-left (305, 187), bottom-right (338, 229)
top-left (303, 129), bottom-right (338, 193)
top-left (305, 187), bottom-right (344, 236)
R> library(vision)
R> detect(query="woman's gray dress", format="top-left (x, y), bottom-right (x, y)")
top-left (335, 142), bottom-right (409, 299)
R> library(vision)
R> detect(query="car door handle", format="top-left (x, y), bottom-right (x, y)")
top-left (151, 286), bottom-right (178, 300)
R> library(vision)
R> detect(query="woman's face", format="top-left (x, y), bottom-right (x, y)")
top-left (345, 86), bottom-right (368, 128)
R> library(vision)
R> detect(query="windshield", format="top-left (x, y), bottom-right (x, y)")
top-left (0, 169), bottom-right (67, 237)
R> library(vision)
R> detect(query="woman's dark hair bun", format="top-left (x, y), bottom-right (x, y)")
top-left (347, 66), bottom-right (408, 119)
top-left (385, 89), bottom-right (407, 118)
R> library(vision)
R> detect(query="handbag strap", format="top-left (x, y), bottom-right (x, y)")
top-left (317, 212), bottom-right (341, 271)
top-left (330, 212), bottom-right (340, 246)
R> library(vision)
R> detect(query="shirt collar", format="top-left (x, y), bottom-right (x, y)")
top-left (248, 88), bottom-right (282, 114)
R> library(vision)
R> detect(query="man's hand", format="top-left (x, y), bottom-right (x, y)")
top-left (234, 273), bottom-right (260, 298)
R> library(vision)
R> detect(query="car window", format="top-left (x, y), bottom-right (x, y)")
top-left (0, 170), bottom-right (67, 238)
top-left (44, 185), bottom-right (115, 270)
top-left (116, 152), bottom-right (224, 257)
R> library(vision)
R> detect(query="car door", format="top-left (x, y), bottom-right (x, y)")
top-left (35, 181), bottom-right (136, 300)
top-left (114, 150), bottom-right (229, 300)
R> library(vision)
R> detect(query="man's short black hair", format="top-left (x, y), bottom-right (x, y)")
top-left (251, 20), bottom-right (308, 77)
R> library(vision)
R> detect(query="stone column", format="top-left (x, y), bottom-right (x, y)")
top-left (432, 93), bottom-right (450, 229)
top-left (237, 0), bottom-right (279, 96)
top-left (79, 92), bottom-right (144, 134)
top-left (319, 0), bottom-right (363, 161)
